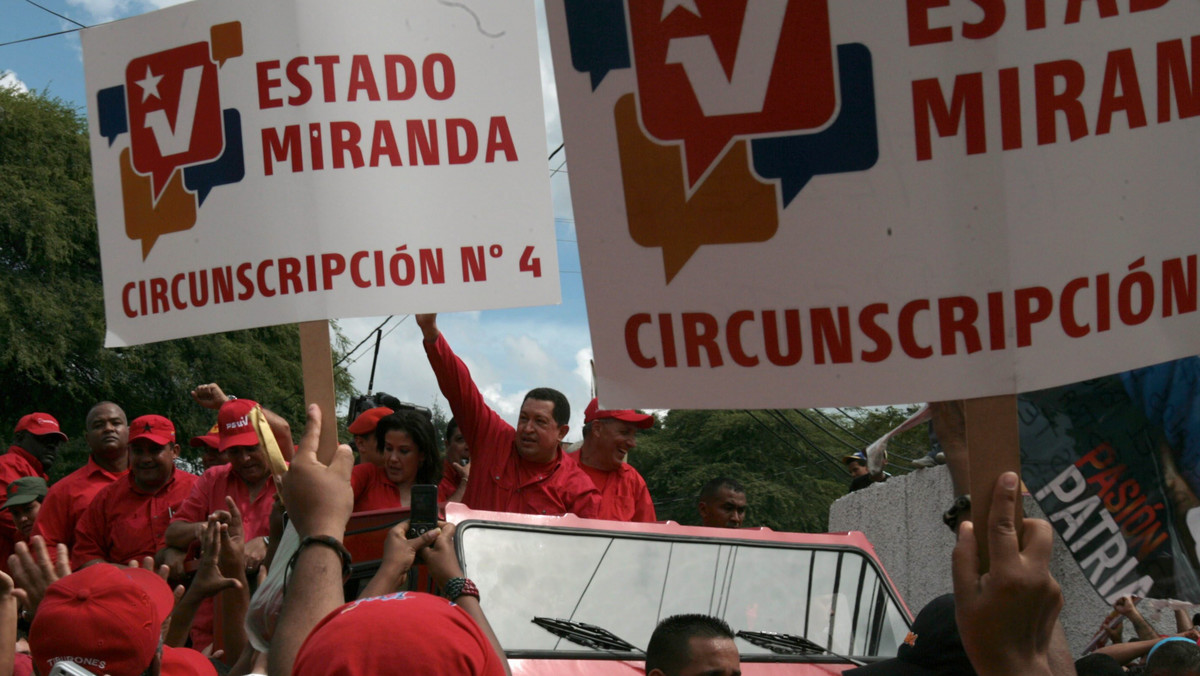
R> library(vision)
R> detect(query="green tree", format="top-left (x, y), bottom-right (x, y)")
top-left (629, 406), bottom-right (928, 533)
top-left (0, 87), bottom-right (354, 480)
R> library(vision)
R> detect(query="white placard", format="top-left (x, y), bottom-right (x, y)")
top-left (547, 0), bottom-right (1200, 408)
top-left (84, 0), bottom-right (557, 347)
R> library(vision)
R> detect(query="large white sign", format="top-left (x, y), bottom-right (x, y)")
top-left (84, 0), bottom-right (557, 347)
top-left (547, 0), bottom-right (1200, 408)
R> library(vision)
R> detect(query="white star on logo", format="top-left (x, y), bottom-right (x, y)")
top-left (135, 66), bottom-right (163, 103)
top-left (661, 0), bottom-right (701, 20)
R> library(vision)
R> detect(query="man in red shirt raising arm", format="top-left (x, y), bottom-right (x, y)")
top-left (416, 314), bottom-right (599, 518)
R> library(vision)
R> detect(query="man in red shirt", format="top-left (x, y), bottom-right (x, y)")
top-left (437, 418), bottom-right (471, 502)
top-left (189, 424), bottom-right (229, 471)
top-left (164, 385), bottom-right (290, 649)
top-left (570, 398), bottom-right (657, 522)
top-left (0, 413), bottom-right (66, 573)
top-left (72, 415), bottom-right (198, 568)
top-left (33, 401), bottom-right (128, 558)
top-left (417, 313), bottom-right (600, 517)
top-left (348, 406), bottom-right (393, 466)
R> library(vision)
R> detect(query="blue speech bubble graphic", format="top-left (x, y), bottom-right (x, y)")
top-left (97, 85), bottom-right (128, 147)
top-left (564, 0), bottom-right (630, 90)
top-left (183, 108), bottom-right (244, 206)
top-left (751, 43), bottom-right (879, 208)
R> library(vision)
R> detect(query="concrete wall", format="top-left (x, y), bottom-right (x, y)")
top-left (826, 465), bottom-right (1197, 655)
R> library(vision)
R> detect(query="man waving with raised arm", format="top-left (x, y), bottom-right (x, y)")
top-left (416, 314), bottom-right (599, 518)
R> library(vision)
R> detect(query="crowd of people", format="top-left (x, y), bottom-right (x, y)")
top-left (0, 313), bottom-right (1193, 674)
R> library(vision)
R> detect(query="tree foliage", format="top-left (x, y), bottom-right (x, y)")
top-left (0, 87), bottom-right (354, 480)
top-left (629, 406), bottom-right (929, 533)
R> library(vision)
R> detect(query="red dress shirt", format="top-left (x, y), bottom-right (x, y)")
top-left (0, 447), bottom-right (47, 573)
top-left (572, 458), bottom-right (657, 522)
top-left (33, 456), bottom-right (127, 557)
top-left (171, 464), bottom-right (277, 650)
top-left (423, 334), bottom-right (600, 517)
top-left (71, 469), bottom-right (198, 568)
top-left (352, 462), bottom-right (402, 512)
top-left (437, 463), bottom-right (463, 502)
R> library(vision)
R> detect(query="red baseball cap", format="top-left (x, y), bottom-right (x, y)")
top-left (160, 646), bottom-right (218, 675)
top-left (128, 414), bottom-right (176, 446)
top-left (348, 407), bottom-right (394, 435)
top-left (293, 592), bottom-right (506, 676)
top-left (218, 399), bottom-right (260, 451)
top-left (30, 564), bottom-right (174, 676)
top-left (14, 413), bottom-right (67, 441)
top-left (583, 398), bottom-right (654, 429)
top-left (189, 423), bottom-right (221, 450)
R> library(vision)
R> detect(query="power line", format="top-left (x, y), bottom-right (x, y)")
top-left (334, 315), bottom-right (393, 367)
top-left (21, 0), bottom-right (87, 27)
top-left (742, 410), bottom-right (845, 483)
top-left (0, 26), bottom-right (80, 47)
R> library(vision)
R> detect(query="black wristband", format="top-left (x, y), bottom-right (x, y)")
top-left (285, 535), bottom-right (352, 593)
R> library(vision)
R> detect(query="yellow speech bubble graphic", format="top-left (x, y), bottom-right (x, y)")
top-left (616, 94), bottom-right (779, 283)
top-left (120, 149), bottom-right (197, 260)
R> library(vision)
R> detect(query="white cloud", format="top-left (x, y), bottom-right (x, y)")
top-left (65, 0), bottom-right (186, 25)
top-left (0, 71), bottom-right (29, 93)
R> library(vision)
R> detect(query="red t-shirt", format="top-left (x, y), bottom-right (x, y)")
top-left (352, 462), bottom-right (402, 512)
top-left (571, 455), bottom-right (657, 523)
top-left (0, 447), bottom-right (47, 574)
top-left (33, 457), bottom-right (127, 558)
top-left (71, 469), bottom-right (198, 568)
top-left (424, 334), bottom-right (600, 517)
top-left (171, 463), bottom-right (276, 650)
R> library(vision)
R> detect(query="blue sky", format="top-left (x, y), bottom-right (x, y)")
top-left (2, 0), bottom-right (605, 439)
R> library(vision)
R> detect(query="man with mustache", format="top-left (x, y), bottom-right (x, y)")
top-left (417, 314), bottom-right (599, 518)
top-left (33, 402), bottom-right (129, 558)
top-left (72, 414), bottom-right (198, 568)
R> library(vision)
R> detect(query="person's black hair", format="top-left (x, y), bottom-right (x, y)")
top-left (523, 387), bottom-right (570, 427)
top-left (645, 614), bottom-right (735, 675)
top-left (375, 411), bottom-right (441, 484)
top-left (698, 477), bottom-right (745, 502)
top-left (445, 418), bottom-right (459, 444)
top-left (1075, 653), bottom-right (1125, 676)
top-left (1146, 637), bottom-right (1200, 675)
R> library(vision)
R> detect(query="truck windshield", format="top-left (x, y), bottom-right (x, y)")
top-left (458, 523), bottom-right (910, 658)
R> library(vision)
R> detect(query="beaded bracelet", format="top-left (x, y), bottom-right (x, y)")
top-left (443, 577), bottom-right (480, 602)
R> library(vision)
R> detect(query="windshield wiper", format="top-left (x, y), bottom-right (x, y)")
top-left (532, 617), bottom-right (641, 653)
top-left (735, 630), bottom-right (865, 666)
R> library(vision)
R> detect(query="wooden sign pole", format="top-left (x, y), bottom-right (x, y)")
top-left (963, 394), bottom-right (1023, 573)
top-left (299, 320), bottom-right (339, 465)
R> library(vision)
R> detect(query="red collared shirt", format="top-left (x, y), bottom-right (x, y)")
top-left (72, 469), bottom-right (198, 568)
top-left (172, 463), bottom-right (276, 539)
top-left (437, 463), bottom-right (462, 502)
top-left (571, 456), bottom-right (657, 523)
top-left (33, 456), bottom-right (127, 555)
top-left (424, 334), bottom-right (600, 517)
top-left (172, 464), bottom-right (277, 652)
top-left (352, 462), bottom-right (402, 512)
top-left (0, 446), bottom-right (47, 573)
